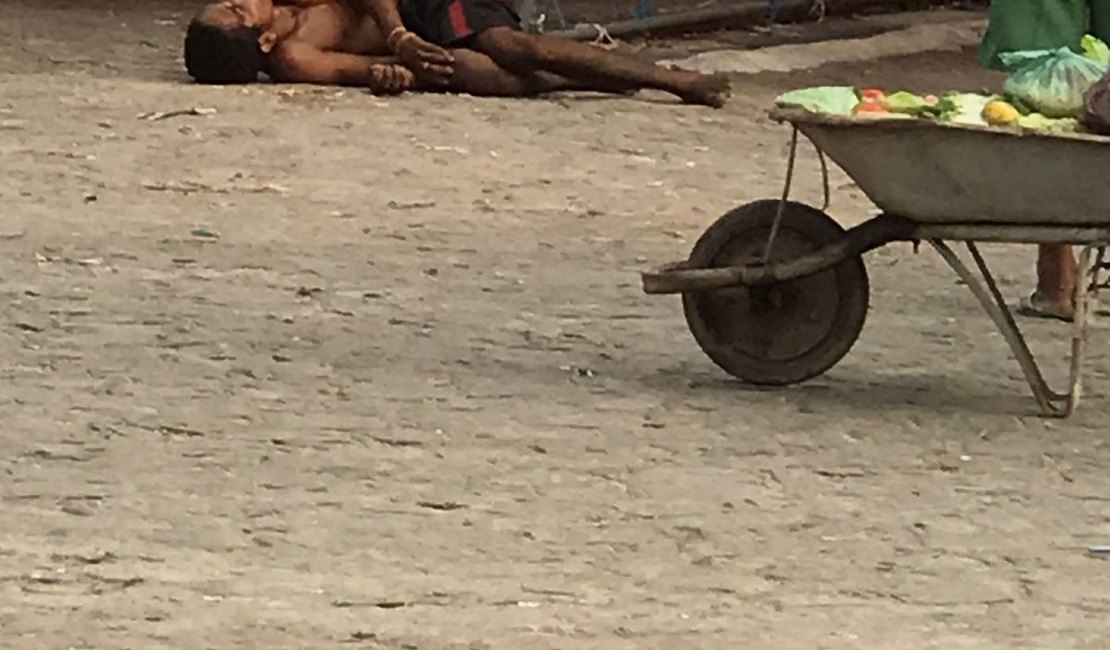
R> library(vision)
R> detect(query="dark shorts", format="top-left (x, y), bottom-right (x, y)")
top-left (400, 0), bottom-right (521, 46)
top-left (399, 0), bottom-right (519, 46)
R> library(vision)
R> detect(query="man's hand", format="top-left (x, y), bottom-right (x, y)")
top-left (389, 28), bottom-right (454, 86)
top-left (367, 63), bottom-right (415, 95)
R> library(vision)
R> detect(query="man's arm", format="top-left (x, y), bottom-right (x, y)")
top-left (355, 0), bottom-right (407, 39)
top-left (354, 0), bottom-right (454, 84)
top-left (269, 43), bottom-right (417, 94)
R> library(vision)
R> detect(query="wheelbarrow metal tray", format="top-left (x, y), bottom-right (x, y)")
top-left (771, 107), bottom-right (1110, 226)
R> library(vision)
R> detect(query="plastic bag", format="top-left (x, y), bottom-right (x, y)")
top-left (1000, 47), bottom-right (1107, 118)
top-left (1082, 70), bottom-right (1110, 135)
top-left (774, 86), bottom-right (858, 115)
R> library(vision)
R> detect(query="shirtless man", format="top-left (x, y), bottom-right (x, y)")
top-left (184, 0), bottom-right (731, 107)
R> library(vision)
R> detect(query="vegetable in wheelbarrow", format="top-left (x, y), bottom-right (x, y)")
top-left (851, 89), bottom-right (914, 119)
top-left (1082, 34), bottom-right (1110, 66)
top-left (1017, 113), bottom-right (1082, 133)
top-left (980, 98), bottom-right (1082, 132)
top-left (1000, 47), bottom-right (1107, 118)
top-left (936, 92), bottom-right (995, 126)
top-left (883, 90), bottom-right (941, 116)
top-left (773, 84), bottom-right (1090, 135)
top-left (982, 99), bottom-right (1021, 126)
top-left (853, 89), bottom-right (930, 118)
top-left (852, 88), bottom-right (888, 115)
top-left (775, 87), bottom-right (939, 118)
top-left (773, 86), bottom-right (859, 115)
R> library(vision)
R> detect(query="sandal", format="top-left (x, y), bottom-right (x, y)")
top-left (1014, 294), bottom-right (1073, 322)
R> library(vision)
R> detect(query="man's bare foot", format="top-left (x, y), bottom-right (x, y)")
top-left (678, 72), bottom-right (731, 108)
top-left (1016, 292), bottom-right (1074, 321)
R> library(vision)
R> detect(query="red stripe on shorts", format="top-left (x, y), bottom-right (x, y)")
top-left (448, 0), bottom-right (472, 39)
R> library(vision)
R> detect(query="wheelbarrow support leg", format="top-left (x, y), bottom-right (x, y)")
top-left (1068, 245), bottom-right (1096, 414)
top-left (929, 240), bottom-right (1099, 417)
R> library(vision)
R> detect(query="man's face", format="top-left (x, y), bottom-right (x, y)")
top-left (198, 0), bottom-right (275, 30)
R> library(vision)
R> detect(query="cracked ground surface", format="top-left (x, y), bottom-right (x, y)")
top-left (1, 2), bottom-right (1109, 648)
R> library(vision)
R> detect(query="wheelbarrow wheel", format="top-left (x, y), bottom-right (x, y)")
top-left (682, 200), bottom-right (869, 386)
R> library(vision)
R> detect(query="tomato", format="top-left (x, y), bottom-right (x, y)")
top-left (860, 88), bottom-right (886, 101)
top-left (853, 100), bottom-right (889, 114)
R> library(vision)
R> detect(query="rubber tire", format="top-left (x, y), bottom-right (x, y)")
top-left (681, 200), bottom-right (870, 386)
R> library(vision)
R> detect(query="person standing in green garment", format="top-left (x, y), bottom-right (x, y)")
top-left (979, 0), bottom-right (1110, 320)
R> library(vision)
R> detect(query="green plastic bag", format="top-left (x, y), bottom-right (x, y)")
top-left (1000, 47), bottom-right (1108, 117)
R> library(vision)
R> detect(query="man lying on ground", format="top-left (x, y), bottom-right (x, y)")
top-left (184, 0), bottom-right (731, 108)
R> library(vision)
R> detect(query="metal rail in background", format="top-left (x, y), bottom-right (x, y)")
top-left (545, 0), bottom-right (910, 40)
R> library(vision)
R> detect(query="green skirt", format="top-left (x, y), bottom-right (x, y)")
top-left (978, 0), bottom-right (1110, 70)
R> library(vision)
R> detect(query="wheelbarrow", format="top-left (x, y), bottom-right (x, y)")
top-left (642, 106), bottom-right (1110, 417)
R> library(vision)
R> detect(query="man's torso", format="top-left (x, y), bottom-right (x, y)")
top-left (274, 0), bottom-right (523, 56)
top-left (279, 0), bottom-right (389, 55)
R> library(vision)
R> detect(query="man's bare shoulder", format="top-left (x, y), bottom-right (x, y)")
top-left (269, 40), bottom-right (315, 68)
top-left (276, 0), bottom-right (334, 7)
top-left (283, 0), bottom-right (369, 14)
top-left (267, 40), bottom-right (330, 82)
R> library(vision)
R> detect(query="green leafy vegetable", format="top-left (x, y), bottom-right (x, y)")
top-left (936, 93), bottom-right (996, 126)
top-left (851, 112), bottom-right (915, 121)
top-left (1082, 34), bottom-right (1110, 66)
top-left (1017, 113), bottom-right (1083, 133)
top-left (774, 86), bottom-right (859, 115)
top-left (883, 91), bottom-right (938, 116)
top-left (1006, 95), bottom-right (1036, 115)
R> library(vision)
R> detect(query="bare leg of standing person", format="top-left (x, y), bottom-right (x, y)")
top-left (1019, 244), bottom-right (1077, 320)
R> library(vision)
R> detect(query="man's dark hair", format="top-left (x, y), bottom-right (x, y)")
top-left (184, 19), bottom-right (266, 84)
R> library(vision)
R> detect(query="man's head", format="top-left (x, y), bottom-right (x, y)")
top-left (184, 0), bottom-right (279, 84)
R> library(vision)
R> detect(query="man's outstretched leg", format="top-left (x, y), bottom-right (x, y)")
top-left (451, 49), bottom-right (639, 96)
top-left (396, 0), bottom-right (729, 107)
top-left (388, 48), bottom-right (630, 97)
top-left (469, 27), bottom-right (731, 108)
